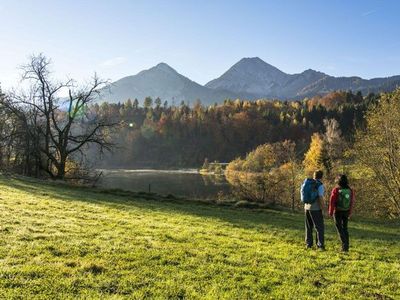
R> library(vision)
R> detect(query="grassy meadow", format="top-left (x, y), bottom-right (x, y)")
top-left (0, 174), bottom-right (399, 299)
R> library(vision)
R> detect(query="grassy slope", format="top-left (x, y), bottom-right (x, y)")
top-left (0, 175), bottom-right (399, 299)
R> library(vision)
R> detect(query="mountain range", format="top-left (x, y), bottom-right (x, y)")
top-left (100, 57), bottom-right (400, 104)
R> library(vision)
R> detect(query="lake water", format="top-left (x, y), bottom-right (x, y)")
top-left (97, 169), bottom-right (231, 199)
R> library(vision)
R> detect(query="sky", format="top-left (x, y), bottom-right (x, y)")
top-left (1, 0), bottom-right (400, 90)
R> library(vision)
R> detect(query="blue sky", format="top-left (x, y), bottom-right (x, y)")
top-left (1, 0), bottom-right (399, 90)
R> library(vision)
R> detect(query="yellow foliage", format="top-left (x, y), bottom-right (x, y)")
top-left (354, 88), bottom-right (400, 217)
top-left (303, 133), bottom-right (324, 176)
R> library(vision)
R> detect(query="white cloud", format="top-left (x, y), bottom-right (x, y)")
top-left (99, 56), bottom-right (127, 68)
top-left (362, 10), bottom-right (376, 17)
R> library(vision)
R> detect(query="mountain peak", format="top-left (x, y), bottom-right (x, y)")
top-left (302, 68), bottom-right (321, 74)
top-left (238, 57), bottom-right (263, 63)
top-left (235, 57), bottom-right (277, 68)
top-left (205, 57), bottom-right (289, 97)
top-left (153, 62), bottom-right (177, 73)
top-left (230, 57), bottom-right (288, 78)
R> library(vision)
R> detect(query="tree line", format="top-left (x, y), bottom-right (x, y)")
top-left (90, 90), bottom-right (375, 168)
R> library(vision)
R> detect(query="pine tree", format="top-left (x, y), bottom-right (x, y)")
top-left (155, 97), bottom-right (162, 108)
top-left (144, 97), bottom-right (153, 109)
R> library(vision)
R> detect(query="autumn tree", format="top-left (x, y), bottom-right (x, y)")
top-left (303, 133), bottom-right (331, 176)
top-left (354, 88), bottom-right (400, 217)
top-left (275, 140), bottom-right (301, 210)
top-left (226, 141), bottom-right (299, 205)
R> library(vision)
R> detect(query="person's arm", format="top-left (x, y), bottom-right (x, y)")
top-left (329, 188), bottom-right (338, 217)
top-left (318, 195), bottom-right (325, 210)
top-left (319, 197), bottom-right (326, 216)
top-left (318, 184), bottom-right (325, 211)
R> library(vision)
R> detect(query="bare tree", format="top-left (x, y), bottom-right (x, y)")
top-left (3, 54), bottom-right (116, 180)
top-left (323, 118), bottom-right (346, 162)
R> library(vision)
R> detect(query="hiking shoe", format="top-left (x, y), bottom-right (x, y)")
top-left (317, 246), bottom-right (326, 251)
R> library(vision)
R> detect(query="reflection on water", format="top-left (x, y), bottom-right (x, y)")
top-left (97, 169), bottom-right (231, 199)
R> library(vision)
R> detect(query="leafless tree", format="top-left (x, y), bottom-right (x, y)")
top-left (323, 118), bottom-right (346, 163)
top-left (2, 54), bottom-right (116, 180)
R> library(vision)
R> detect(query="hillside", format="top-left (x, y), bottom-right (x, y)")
top-left (0, 175), bottom-right (399, 299)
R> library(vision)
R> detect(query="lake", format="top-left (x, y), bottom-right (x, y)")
top-left (97, 169), bottom-right (231, 199)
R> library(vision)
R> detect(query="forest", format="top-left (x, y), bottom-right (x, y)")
top-left (89, 90), bottom-right (374, 168)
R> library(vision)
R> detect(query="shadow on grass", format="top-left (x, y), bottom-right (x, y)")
top-left (3, 175), bottom-right (400, 243)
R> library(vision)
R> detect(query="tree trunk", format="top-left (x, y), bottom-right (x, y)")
top-left (56, 156), bottom-right (66, 180)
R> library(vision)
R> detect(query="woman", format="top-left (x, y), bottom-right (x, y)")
top-left (328, 175), bottom-right (355, 252)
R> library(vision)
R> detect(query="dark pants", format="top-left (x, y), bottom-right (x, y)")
top-left (334, 210), bottom-right (350, 251)
top-left (305, 210), bottom-right (325, 248)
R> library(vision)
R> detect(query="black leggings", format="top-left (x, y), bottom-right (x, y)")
top-left (334, 210), bottom-right (350, 251)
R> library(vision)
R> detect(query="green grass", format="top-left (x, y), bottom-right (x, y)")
top-left (0, 175), bottom-right (399, 299)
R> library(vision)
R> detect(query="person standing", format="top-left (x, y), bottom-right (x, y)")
top-left (329, 174), bottom-right (355, 252)
top-left (301, 170), bottom-right (325, 250)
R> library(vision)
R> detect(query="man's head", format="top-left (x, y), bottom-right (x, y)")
top-left (313, 170), bottom-right (323, 180)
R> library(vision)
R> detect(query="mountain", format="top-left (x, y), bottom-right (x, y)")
top-left (205, 57), bottom-right (290, 98)
top-left (206, 57), bottom-right (400, 99)
top-left (100, 63), bottom-right (239, 105)
top-left (100, 58), bottom-right (400, 105)
top-left (296, 74), bottom-right (400, 98)
top-left (205, 57), bottom-right (327, 99)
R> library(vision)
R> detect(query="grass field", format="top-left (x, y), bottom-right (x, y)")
top-left (0, 175), bottom-right (399, 299)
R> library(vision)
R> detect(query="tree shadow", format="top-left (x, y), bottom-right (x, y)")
top-left (3, 176), bottom-right (400, 243)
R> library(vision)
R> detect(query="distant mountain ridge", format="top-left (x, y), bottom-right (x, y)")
top-left (100, 57), bottom-right (400, 104)
top-left (100, 63), bottom-right (241, 105)
top-left (206, 57), bottom-right (400, 99)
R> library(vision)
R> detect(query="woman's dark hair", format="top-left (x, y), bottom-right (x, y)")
top-left (337, 174), bottom-right (349, 188)
top-left (313, 170), bottom-right (323, 180)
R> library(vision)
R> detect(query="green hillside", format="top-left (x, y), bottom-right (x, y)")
top-left (0, 175), bottom-right (399, 299)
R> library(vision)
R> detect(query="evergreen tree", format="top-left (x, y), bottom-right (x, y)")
top-left (133, 99), bottom-right (139, 109)
top-left (144, 97), bottom-right (153, 109)
top-left (155, 97), bottom-right (162, 108)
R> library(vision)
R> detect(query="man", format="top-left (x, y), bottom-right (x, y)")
top-left (304, 170), bottom-right (325, 250)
